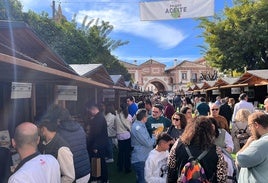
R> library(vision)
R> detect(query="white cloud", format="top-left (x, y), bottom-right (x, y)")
top-left (19, 0), bottom-right (187, 49)
top-left (74, 2), bottom-right (186, 49)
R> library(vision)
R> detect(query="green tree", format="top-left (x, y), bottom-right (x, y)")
top-left (24, 11), bottom-right (91, 64)
top-left (199, 0), bottom-right (268, 73)
top-left (76, 17), bottom-right (130, 79)
top-left (0, 0), bottom-right (24, 20)
top-left (1, 0), bottom-right (131, 80)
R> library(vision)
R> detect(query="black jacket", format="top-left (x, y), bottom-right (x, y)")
top-left (0, 147), bottom-right (12, 183)
top-left (87, 112), bottom-right (109, 156)
top-left (39, 133), bottom-right (70, 159)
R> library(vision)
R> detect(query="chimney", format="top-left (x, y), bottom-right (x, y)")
top-left (174, 59), bottom-right (178, 66)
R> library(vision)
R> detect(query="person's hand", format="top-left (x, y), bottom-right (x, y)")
top-left (245, 136), bottom-right (255, 144)
top-left (237, 136), bottom-right (255, 154)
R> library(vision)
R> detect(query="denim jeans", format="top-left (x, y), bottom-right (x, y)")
top-left (132, 161), bottom-right (145, 183)
top-left (107, 137), bottom-right (114, 159)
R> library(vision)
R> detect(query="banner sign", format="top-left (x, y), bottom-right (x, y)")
top-left (212, 89), bottom-right (220, 95)
top-left (11, 82), bottom-right (32, 99)
top-left (231, 87), bottom-right (240, 94)
top-left (140, 0), bottom-right (214, 21)
top-left (56, 85), bottom-right (77, 101)
top-left (103, 89), bottom-right (115, 98)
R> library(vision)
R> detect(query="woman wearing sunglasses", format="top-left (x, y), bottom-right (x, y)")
top-left (167, 112), bottom-right (187, 140)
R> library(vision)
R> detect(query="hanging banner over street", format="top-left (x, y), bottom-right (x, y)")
top-left (140, 0), bottom-right (214, 21)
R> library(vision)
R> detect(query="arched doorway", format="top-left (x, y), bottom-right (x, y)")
top-left (144, 79), bottom-right (168, 94)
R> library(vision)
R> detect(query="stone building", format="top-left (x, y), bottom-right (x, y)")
top-left (120, 58), bottom-right (214, 94)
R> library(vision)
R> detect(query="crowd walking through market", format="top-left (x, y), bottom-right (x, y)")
top-left (1, 92), bottom-right (268, 183)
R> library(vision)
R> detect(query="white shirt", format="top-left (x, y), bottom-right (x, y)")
top-left (8, 154), bottom-right (60, 183)
top-left (145, 149), bottom-right (169, 183)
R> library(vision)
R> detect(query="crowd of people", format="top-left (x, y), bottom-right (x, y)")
top-left (1, 92), bottom-right (268, 183)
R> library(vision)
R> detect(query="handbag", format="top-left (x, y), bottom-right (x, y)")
top-left (235, 126), bottom-right (249, 140)
top-left (91, 157), bottom-right (101, 177)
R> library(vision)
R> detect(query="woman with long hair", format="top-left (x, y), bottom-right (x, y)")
top-left (167, 116), bottom-right (227, 183)
top-left (115, 103), bottom-right (132, 173)
top-left (181, 96), bottom-right (194, 109)
top-left (104, 102), bottom-right (117, 163)
top-left (167, 112), bottom-right (187, 140)
top-left (208, 117), bottom-right (234, 153)
top-left (180, 106), bottom-right (194, 123)
top-left (231, 109), bottom-right (251, 153)
top-left (208, 117), bottom-right (236, 183)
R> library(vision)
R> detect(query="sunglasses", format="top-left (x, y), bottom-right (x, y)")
top-left (211, 108), bottom-right (219, 111)
top-left (173, 118), bottom-right (180, 121)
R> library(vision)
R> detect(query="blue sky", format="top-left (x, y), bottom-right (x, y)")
top-left (19, 0), bottom-right (233, 67)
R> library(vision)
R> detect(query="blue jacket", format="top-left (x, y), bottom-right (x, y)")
top-left (131, 120), bottom-right (155, 163)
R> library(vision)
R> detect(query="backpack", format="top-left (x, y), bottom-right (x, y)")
top-left (177, 146), bottom-right (211, 183)
top-left (234, 125), bottom-right (249, 147)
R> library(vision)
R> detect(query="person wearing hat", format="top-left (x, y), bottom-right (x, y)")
top-left (232, 93), bottom-right (254, 122)
top-left (38, 119), bottom-right (75, 183)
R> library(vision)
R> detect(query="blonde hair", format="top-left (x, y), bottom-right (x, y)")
top-left (234, 109), bottom-right (251, 123)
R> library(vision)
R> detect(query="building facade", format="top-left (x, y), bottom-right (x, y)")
top-left (120, 58), bottom-right (215, 94)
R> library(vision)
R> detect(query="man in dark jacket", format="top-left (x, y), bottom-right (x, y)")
top-left (86, 103), bottom-right (109, 183)
top-left (44, 104), bottom-right (90, 183)
top-left (219, 98), bottom-right (233, 127)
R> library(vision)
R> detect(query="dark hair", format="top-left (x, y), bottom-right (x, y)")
top-left (200, 97), bottom-right (206, 102)
top-left (120, 103), bottom-right (129, 118)
top-left (172, 112), bottom-right (187, 129)
top-left (45, 104), bottom-right (71, 123)
top-left (239, 93), bottom-right (247, 100)
top-left (136, 109), bottom-right (147, 121)
top-left (156, 132), bottom-right (173, 145)
top-left (126, 96), bottom-right (134, 102)
top-left (145, 99), bottom-right (152, 106)
top-left (180, 116), bottom-right (214, 150)
top-left (86, 102), bottom-right (99, 110)
top-left (153, 103), bottom-right (164, 111)
top-left (138, 101), bottom-right (145, 109)
top-left (208, 117), bottom-right (219, 138)
top-left (180, 106), bottom-right (191, 114)
top-left (185, 97), bottom-right (193, 105)
top-left (249, 112), bottom-right (268, 128)
top-left (105, 102), bottom-right (116, 115)
top-left (39, 119), bottom-right (58, 132)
